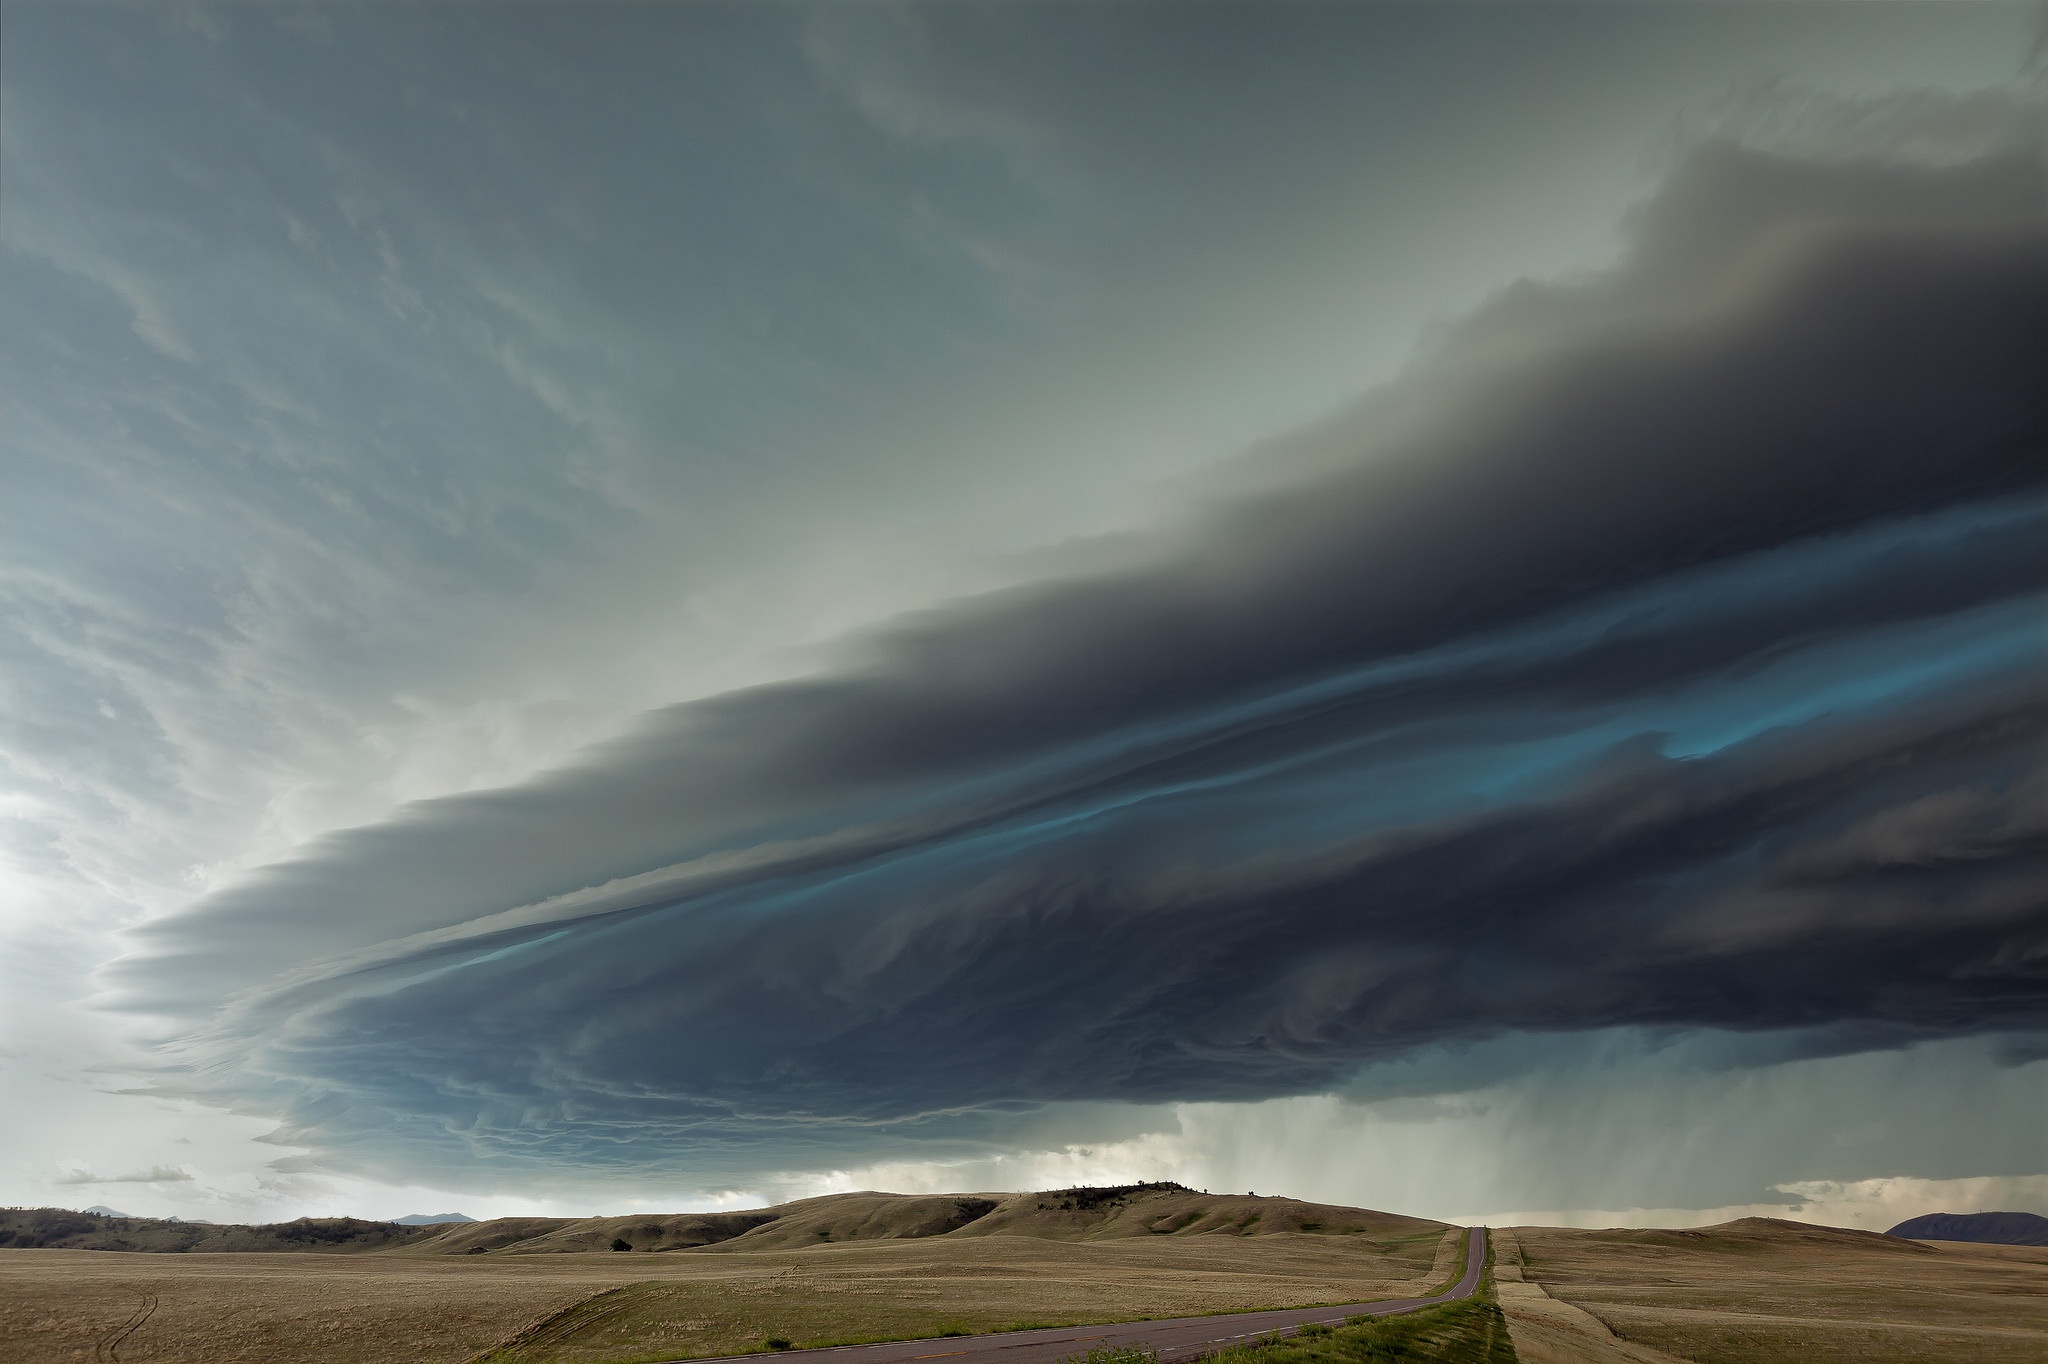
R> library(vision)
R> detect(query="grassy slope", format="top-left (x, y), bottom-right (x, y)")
top-left (951, 1186), bottom-right (1443, 1245)
top-left (1516, 1216), bottom-right (2048, 1363)
top-left (0, 1188), bottom-right (1444, 1261)
top-left (405, 1186), bottom-right (1448, 1258)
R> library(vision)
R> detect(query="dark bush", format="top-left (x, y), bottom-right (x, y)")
top-left (1042, 1182), bottom-right (1189, 1213)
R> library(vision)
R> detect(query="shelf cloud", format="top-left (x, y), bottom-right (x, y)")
top-left (112, 97), bottom-right (2047, 1188)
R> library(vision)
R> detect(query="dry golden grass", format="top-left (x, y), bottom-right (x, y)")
top-left (393, 1188), bottom-right (1442, 1258)
top-left (1507, 1217), bottom-right (2048, 1363)
top-left (17, 1195), bottom-right (2035, 1364)
top-left (0, 1227), bottom-right (1455, 1364)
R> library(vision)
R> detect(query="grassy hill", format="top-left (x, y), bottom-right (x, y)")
top-left (404, 1183), bottom-right (1446, 1255)
top-left (5, 1185), bottom-right (1445, 1257)
top-left (1506, 1214), bottom-right (2048, 1362)
top-left (948, 1182), bottom-right (1439, 1242)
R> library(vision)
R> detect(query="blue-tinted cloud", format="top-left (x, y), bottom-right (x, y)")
top-left (107, 103), bottom-right (2048, 1187)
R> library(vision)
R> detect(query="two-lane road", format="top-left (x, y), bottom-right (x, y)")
top-left (668, 1227), bottom-right (1488, 1364)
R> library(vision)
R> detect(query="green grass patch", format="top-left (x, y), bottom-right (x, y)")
top-left (1060, 1348), bottom-right (1161, 1364)
top-left (1210, 1294), bottom-right (1514, 1364)
top-left (1412, 1229), bottom-right (1472, 1299)
top-left (1364, 1228), bottom-right (1455, 1277)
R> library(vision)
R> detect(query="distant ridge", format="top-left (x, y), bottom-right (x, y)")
top-left (396, 1183), bottom-right (1444, 1255)
top-left (0, 1207), bottom-right (427, 1253)
top-left (0, 1186), bottom-right (1443, 1255)
top-left (1887, 1211), bottom-right (2048, 1246)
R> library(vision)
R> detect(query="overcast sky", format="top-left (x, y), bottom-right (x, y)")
top-left (3, 2), bottom-right (2044, 1230)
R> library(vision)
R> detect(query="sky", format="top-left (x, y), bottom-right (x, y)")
top-left (2, 2), bottom-right (2044, 1232)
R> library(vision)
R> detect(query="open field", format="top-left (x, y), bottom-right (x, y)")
top-left (9, 1194), bottom-right (2045, 1364)
top-left (0, 1189), bottom-right (1457, 1364)
top-left (0, 1234), bottom-right (1455, 1364)
top-left (1498, 1218), bottom-right (2048, 1364)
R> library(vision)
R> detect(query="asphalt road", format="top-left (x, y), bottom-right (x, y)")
top-left (669, 1226), bottom-right (1488, 1364)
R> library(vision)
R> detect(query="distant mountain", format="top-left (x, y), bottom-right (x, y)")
top-left (392, 1212), bottom-right (476, 1225)
top-left (82, 1205), bottom-right (129, 1218)
top-left (1887, 1212), bottom-right (2048, 1246)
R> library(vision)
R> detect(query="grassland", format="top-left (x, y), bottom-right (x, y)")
top-left (0, 1188), bottom-right (1454, 1364)
top-left (1500, 1217), bottom-right (2048, 1363)
top-left (9, 1190), bottom-right (2039, 1364)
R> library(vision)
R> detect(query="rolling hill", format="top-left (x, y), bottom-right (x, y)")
top-left (4, 1184), bottom-right (1444, 1257)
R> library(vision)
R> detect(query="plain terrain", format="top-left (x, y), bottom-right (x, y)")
top-left (1499, 1217), bottom-right (2048, 1364)
top-left (6, 1192), bottom-right (2043, 1364)
top-left (0, 1186), bottom-right (1455, 1364)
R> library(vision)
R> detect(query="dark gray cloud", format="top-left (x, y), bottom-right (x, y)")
top-left (113, 103), bottom-right (2048, 1185)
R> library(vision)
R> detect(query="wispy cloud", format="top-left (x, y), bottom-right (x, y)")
top-left (55, 1165), bottom-right (194, 1185)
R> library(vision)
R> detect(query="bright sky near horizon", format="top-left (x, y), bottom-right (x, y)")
top-left (3, 2), bottom-right (2044, 1231)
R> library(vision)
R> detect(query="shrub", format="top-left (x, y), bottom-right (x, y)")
top-left (611, 1237), bottom-right (632, 1252)
top-left (1058, 1346), bottom-right (1158, 1364)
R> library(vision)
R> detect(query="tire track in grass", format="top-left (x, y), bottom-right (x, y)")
top-left (470, 1284), bottom-right (645, 1362)
top-left (95, 1288), bottom-right (158, 1363)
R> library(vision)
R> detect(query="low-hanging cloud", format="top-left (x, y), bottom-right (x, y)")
top-left (54, 1166), bottom-right (195, 1186)
top-left (112, 97), bottom-right (2048, 1188)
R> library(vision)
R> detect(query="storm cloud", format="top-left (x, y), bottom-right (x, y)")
top-left (112, 103), bottom-right (2047, 1186)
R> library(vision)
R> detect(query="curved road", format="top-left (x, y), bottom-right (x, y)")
top-left (667, 1227), bottom-right (1487, 1364)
